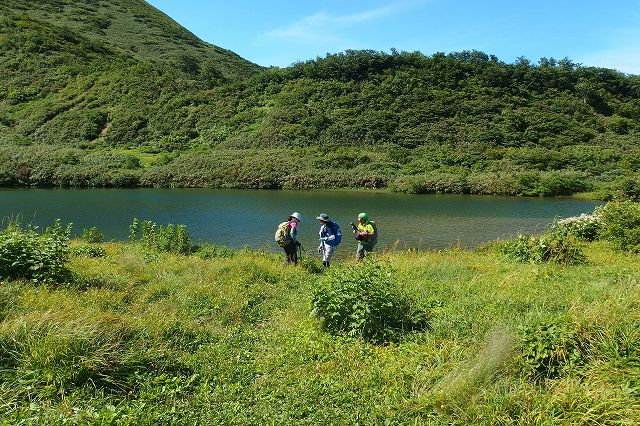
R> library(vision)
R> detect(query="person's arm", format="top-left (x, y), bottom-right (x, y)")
top-left (319, 225), bottom-right (335, 243)
top-left (324, 225), bottom-right (335, 242)
top-left (358, 223), bottom-right (374, 240)
top-left (355, 223), bottom-right (369, 240)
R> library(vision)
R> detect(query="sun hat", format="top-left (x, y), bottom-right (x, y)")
top-left (315, 213), bottom-right (330, 222)
top-left (289, 212), bottom-right (302, 222)
top-left (358, 212), bottom-right (368, 221)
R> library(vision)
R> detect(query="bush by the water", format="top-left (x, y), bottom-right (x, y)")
top-left (80, 226), bottom-right (104, 243)
top-left (499, 229), bottom-right (586, 265)
top-left (0, 220), bottom-right (71, 283)
top-left (311, 261), bottom-right (429, 342)
top-left (552, 213), bottom-right (602, 241)
top-left (596, 200), bottom-right (640, 252)
top-left (128, 218), bottom-right (192, 255)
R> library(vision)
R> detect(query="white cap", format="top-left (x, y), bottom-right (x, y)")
top-left (290, 212), bottom-right (302, 222)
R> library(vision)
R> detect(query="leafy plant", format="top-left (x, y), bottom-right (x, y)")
top-left (128, 218), bottom-right (192, 254)
top-left (551, 213), bottom-right (601, 241)
top-left (520, 318), bottom-right (584, 379)
top-left (81, 226), bottom-right (104, 243)
top-left (72, 245), bottom-right (106, 258)
top-left (596, 200), bottom-right (640, 252)
top-left (128, 217), bottom-right (139, 241)
top-left (311, 261), bottom-right (429, 342)
top-left (499, 229), bottom-right (586, 265)
top-left (0, 220), bottom-right (71, 283)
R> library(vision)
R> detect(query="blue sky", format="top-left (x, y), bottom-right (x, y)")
top-left (146, 0), bottom-right (640, 74)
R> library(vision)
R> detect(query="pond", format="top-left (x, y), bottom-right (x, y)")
top-left (1, 188), bottom-right (599, 254)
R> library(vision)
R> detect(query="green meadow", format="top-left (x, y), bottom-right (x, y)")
top-left (1, 205), bottom-right (639, 425)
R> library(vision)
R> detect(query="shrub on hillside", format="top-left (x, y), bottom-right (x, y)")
top-left (536, 170), bottom-right (590, 197)
top-left (466, 172), bottom-right (518, 195)
top-left (513, 171), bottom-right (590, 197)
top-left (612, 176), bottom-right (640, 201)
top-left (390, 172), bottom-right (468, 194)
top-left (0, 220), bottom-right (71, 283)
top-left (596, 201), bottom-right (640, 252)
top-left (311, 261), bottom-right (429, 342)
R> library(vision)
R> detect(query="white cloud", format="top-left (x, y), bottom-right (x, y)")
top-left (266, 12), bottom-right (346, 44)
top-left (265, 1), bottom-right (424, 45)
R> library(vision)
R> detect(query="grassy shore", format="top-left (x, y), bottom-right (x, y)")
top-left (1, 238), bottom-right (639, 424)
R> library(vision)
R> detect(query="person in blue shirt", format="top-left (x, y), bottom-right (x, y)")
top-left (316, 213), bottom-right (337, 268)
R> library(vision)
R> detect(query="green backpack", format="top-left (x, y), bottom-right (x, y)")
top-left (275, 221), bottom-right (292, 247)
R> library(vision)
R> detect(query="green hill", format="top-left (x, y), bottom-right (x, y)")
top-left (0, 0), bottom-right (259, 77)
top-left (1, 1), bottom-right (639, 198)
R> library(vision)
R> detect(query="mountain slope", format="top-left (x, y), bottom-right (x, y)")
top-left (0, 0), bottom-right (260, 79)
top-left (0, 2), bottom-right (639, 198)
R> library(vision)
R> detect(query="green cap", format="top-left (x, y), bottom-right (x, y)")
top-left (358, 212), bottom-right (368, 221)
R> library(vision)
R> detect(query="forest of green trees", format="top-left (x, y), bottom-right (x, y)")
top-left (1, 0), bottom-right (639, 198)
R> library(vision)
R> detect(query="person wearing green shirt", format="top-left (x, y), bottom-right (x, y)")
top-left (353, 212), bottom-right (377, 261)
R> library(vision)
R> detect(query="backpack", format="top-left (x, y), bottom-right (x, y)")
top-left (369, 220), bottom-right (377, 244)
top-left (275, 221), bottom-right (292, 247)
top-left (325, 221), bottom-right (342, 247)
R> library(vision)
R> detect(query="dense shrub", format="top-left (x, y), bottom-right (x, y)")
top-left (311, 261), bottom-right (429, 342)
top-left (81, 226), bottom-right (104, 243)
top-left (466, 172), bottom-right (518, 195)
top-left (552, 213), bottom-right (601, 241)
top-left (390, 172), bottom-right (468, 194)
top-left (499, 229), bottom-right (586, 265)
top-left (0, 220), bottom-right (71, 282)
top-left (535, 171), bottom-right (590, 197)
top-left (520, 318), bottom-right (584, 379)
top-left (596, 201), bottom-right (640, 252)
top-left (614, 176), bottom-right (640, 200)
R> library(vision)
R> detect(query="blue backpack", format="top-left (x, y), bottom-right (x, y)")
top-left (324, 221), bottom-right (342, 247)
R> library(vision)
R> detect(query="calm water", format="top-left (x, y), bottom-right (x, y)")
top-left (0, 188), bottom-right (599, 253)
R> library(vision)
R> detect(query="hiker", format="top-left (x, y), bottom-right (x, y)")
top-left (316, 213), bottom-right (342, 268)
top-left (351, 212), bottom-right (377, 261)
top-left (275, 212), bottom-right (302, 265)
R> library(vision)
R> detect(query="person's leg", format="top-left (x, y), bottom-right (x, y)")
top-left (363, 242), bottom-right (375, 258)
top-left (323, 245), bottom-right (334, 267)
top-left (284, 243), bottom-right (296, 265)
top-left (356, 242), bottom-right (365, 261)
